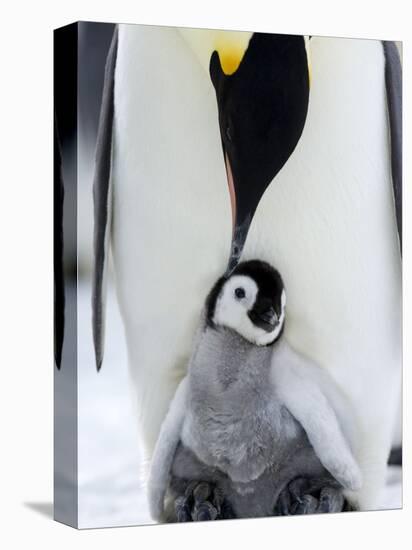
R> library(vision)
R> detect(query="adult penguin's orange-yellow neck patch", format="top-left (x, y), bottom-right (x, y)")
top-left (214, 33), bottom-right (252, 75)
top-left (178, 28), bottom-right (252, 75)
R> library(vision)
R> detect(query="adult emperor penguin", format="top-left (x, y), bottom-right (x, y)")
top-left (92, 24), bottom-right (402, 512)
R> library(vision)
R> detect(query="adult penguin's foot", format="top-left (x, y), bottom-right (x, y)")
top-left (174, 481), bottom-right (235, 522)
top-left (274, 477), bottom-right (354, 516)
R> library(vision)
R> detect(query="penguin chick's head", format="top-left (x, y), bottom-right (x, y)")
top-left (206, 260), bottom-right (286, 346)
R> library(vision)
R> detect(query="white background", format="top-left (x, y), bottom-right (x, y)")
top-left (0, 0), bottom-right (410, 548)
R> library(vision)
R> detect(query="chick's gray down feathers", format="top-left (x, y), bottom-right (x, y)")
top-left (148, 309), bottom-right (361, 521)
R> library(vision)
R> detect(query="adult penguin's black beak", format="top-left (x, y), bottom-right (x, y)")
top-left (210, 33), bottom-right (310, 274)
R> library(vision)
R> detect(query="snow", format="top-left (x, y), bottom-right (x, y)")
top-left (77, 282), bottom-right (153, 528)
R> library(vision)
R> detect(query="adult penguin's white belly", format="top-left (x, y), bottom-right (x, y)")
top-left (111, 28), bottom-right (401, 510)
top-left (111, 25), bottom-right (232, 454)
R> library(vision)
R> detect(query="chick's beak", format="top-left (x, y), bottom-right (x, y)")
top-left (248, 305), bottom-right (279, 332)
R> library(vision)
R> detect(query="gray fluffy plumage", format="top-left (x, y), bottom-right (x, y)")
top-left (149, 264), bottom-right (362, 521)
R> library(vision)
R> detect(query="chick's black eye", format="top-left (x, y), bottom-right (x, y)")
top-left (234, 287), bottom-right (245, 299)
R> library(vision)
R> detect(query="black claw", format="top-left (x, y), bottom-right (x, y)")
top-left (193, 501), bottom-right (218, 521)
top-left (318, 487), bottom-right (345, 513)
top-left (174, 481), bottom-right (226, 522)
top-left (175, 496), bottom-right (192, 522)
top-left (294, 494), bottom-right (318, 515)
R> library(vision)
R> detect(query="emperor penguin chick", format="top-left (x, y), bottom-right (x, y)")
top-left (149, 260), bottom-right (362, 522)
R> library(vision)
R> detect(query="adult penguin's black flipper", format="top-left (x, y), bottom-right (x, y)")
top-left (383, 41), bottom-right (402, 254)
top-left (92, 26), bottom-right (118, 371)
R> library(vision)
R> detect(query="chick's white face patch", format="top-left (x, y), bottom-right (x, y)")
top-left (213, 275), bottom-right (285, 346)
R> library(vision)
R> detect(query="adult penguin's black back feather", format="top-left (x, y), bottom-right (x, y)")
top-left (382, 41), bottom-right (402, 254)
